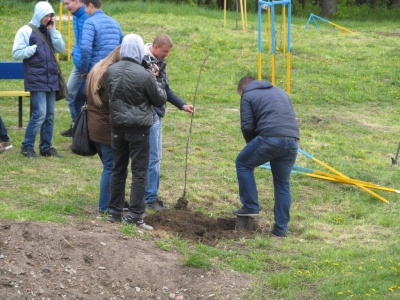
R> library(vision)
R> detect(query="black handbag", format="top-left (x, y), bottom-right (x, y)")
top-left (70, 105), bottom-right (97, 156)
top-left (27, 23), bottom-right (68, 101)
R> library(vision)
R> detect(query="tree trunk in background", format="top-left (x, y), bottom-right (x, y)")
top-left (320, 0), bottom-right (337, 18)
top-left (370, 0), bottom-right (378, 9)
top-left (389, 0), bottom-right (400, 8)
top-left (299, 0), bottom-right (306, 10)
top-left (217, 0), bottom-right (233, 10)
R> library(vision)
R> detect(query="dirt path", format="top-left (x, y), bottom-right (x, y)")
top-left (0, 211), bottom-right (257, 299)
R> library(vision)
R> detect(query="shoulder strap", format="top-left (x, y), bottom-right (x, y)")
top-left (27, 23), bottom-right (61, 69)
top-left (27, 23), bottom-right (56, 58)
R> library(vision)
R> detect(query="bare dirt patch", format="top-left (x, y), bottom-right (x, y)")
top-left (146, 210), bottom-right (256, 246)
top-left (0, 210), bottom-right (259, 299)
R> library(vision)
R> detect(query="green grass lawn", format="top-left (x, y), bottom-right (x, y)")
top-left (1, 1), bottom-right (400, 299)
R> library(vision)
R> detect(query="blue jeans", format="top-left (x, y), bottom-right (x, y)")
top-left (72, 78), bottom-right (87, 124)
top-left (235, 136), bottom-right (298, 235)
top-left (22, 91), bottom-right (56, 152)
top-left (0, 116), bottom-right (10, 142)
top-left (109, 132), bottom-right (150, 218)
top-left (93, 142), bottom-right (113, 213)
top-left (66, 66), bottom-right (83, 124)
top-left (145, 115), bottom-right (162, 203)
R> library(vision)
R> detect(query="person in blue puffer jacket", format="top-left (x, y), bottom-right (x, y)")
top-left (71, 0), bottom-right (124, 119)
top-left (12, 1), bottom-right (65, 158)
top-left (60, 0), bottom-right (88, 137)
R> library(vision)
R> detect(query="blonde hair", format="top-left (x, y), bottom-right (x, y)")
top-left (86, 45), bottom-right (121, 107)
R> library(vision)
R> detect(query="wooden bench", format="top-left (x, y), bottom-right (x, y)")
top-left (0, 62), bottom-right (31, 128)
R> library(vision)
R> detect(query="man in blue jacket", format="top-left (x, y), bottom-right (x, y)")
top-left (13, 1), bottom-right (65, 158)
top-left (234, 76), bottom-right (299, 237)
top-left (80, 0), bottom-right (123, 75)
top-left (60, 0), bottom-right (88, 137)
top-left (70, 0), bottom-right (124, 126)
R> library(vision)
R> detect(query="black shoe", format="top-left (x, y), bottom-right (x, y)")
top-left (124, 214), bottom-right (153, 231)
top-left (271, 228), bottom-right (286, 238)
top-left (232, 207), bottom-right (259, 217)
top-left (21, 147), bottom-right (37, 158)
top-left (107, 213), bottom-right (122, 223)
top-left (123, 201), bottom-right (129, 211)
top-left (61, 127), bottom-right (73, 137)
top-left (40, 147), bottom-right (62, 158)
top-left (145, 199), bottom-right (168, 211)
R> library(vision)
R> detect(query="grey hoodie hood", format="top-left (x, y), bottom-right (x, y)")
top-left (31, 1), bottom-right (55, 28)
top-left (120, 34), bottom-right (145, 63)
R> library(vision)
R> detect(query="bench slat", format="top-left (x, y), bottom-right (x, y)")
top-left (0, 62), bottom-right (25, 79)
top-left (1, 62), bottom-right (30, 128)
top-left (0, 91), bottom-right (30, 97)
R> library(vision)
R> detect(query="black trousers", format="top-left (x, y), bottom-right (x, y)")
top-left (109, 132), bottom-right (150, 218)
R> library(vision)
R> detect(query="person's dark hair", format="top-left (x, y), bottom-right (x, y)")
top-left (82, 0), bottom-right (102, 8)
top-left (237, 76), bottom-right (255, 93)
top-left (153, 34), bottom-right (173, 48)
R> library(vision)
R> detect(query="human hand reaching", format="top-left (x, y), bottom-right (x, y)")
top-left (182, 104), bottom-right (194, 114)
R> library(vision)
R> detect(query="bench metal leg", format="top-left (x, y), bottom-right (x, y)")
top-left (18, 96), bottom-right (22, 128)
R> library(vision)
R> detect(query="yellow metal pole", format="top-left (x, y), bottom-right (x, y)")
top-left (267, 8), bottom-right (271, 53)
top-left (239, 0), bottom-right (245, 30)
top-left (313, 169), bottom-right (391, 190)
top-left (243, 0), bottom-right (247, 30)
top-left (328, 21), bottom-right (354, 34)
top-left (312, 156), bottom-right (389, 204)
top-left (58, 2), bottom-right (62, 32)
top-left (224, 0), bottom-right (226, 28)
top-left (356, 185), bottom-right (389, 204)
top-left (309, 171), bottom-right (398, 194)
top-left (302, 173), bottom-right (389, 204)
top-left (67, 11), bottom-right (71, 61)
top-left (282, 6), bottom-right (286, 54)
top-left (286, 52), bottom-right (290, 94)
top-left (56, 2), bottom-right (63, 61)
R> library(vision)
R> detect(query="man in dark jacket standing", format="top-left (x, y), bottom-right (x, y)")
top-left (105, 34), bottom-right (166, 230)
top-left (234, 77), bottom-right (299, 237)
top-left (143, 34), bottom-right (194, 211)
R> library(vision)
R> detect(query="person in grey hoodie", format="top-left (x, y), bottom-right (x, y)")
top-left (105, 34), bottom-right (167, 230)
top-left (234, 76), bottom-right (299, 237)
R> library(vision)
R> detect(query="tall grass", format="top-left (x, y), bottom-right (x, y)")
top-left (1, 1), bottom-right (400, 299)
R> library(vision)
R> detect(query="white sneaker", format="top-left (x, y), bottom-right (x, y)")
top-left (124, 215), bottom-right (154, 231)
top-left (137, 222), bottom-right (154, 231)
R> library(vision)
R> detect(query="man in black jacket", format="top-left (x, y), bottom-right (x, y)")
top-left (234, 76), bottom-right (299, 237)
top-left (142, 34), bottom-right (194, 211)
top-left (105, 34), bottom-right (166, 230)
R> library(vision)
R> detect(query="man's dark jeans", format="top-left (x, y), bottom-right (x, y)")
top-left (108, 132), bottom-right (150, 219)
top-left (235, 136), bottom-right (298, 235)
top-left (72, 78), bottom-right (86, 123)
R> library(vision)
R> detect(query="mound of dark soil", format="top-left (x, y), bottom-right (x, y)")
top-left (147, 210), bottom-right (256, 246)
top-left (0, 209), bottom-right (258, 299)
